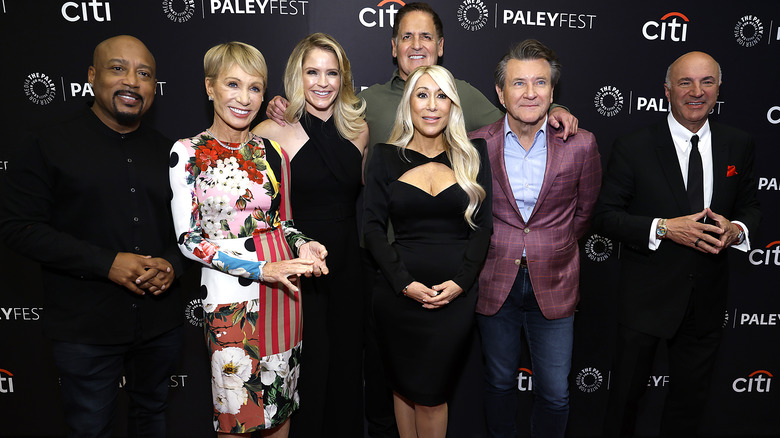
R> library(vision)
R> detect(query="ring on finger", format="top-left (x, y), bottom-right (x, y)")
top-left (694, 238), bottom-right (702, 248)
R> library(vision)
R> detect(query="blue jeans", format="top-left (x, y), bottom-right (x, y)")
top-left (477, 267), bottom-right (573, 438)
top-left (51, 326), bottom-right (183, 438)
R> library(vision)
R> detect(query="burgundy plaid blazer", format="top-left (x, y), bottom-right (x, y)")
top-left (469, 119), bottom-right (601, 318)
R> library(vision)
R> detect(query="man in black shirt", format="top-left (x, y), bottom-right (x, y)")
top-left (0, 35), bottom-right (186, 437)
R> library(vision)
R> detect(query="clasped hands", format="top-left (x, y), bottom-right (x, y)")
top-left (665, 208), bottom-right (742, 254)
top-left (261, 241), bottom-right (329, 293)
top-left (403, 280), bottom-right (463, 310)
top-left (109, 252), bottom-right (174, 296)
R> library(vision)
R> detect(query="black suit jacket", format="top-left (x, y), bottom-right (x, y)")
top-left (593, 119), bottom-right (760, 338)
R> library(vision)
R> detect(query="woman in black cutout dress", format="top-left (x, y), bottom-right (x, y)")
top-left (363, 65), bottom-right (492, 437)
top-left (253, 33), bottom-right (368, 438)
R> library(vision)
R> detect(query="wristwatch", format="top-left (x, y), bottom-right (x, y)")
top-left (656, 218), bottom-right (668, 240)
top-left (735, 224), bottom-right (745, 245)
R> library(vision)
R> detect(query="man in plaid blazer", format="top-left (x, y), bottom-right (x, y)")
top-left (469, 39), bottom-right (601, 438)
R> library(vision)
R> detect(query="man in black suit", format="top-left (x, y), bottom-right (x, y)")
top-left (594, 51), bottom-right (760, 437)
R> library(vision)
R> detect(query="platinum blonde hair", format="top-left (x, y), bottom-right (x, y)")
top-left (204, 41), bottom-right (267, 90)
top-left (283, 33), bottom-right (366, 140)
top-left (388, 65), bottom-right (486, 228)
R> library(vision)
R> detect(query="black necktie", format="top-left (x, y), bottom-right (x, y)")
top-left (687, 134), bottom-right (703, 213)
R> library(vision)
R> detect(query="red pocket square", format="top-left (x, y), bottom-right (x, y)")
top-left (726, 165), bottom-right (738, 177)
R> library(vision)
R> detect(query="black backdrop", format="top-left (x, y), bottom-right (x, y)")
top-left (0, 1), bottom-right (778, 437)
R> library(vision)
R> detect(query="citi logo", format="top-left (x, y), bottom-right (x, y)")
top-left (62, 1), bottom-right (112, 22)
top-left (642, 12), bottom-right (689, 42)
top-left (0, 369), bottom-right (14, 393)
top-left (748, 241), bottom-right (780, 266)
top-left (517, 367), bottom-right (533, 391)
top-left (767, 106), bottom-right (780, 125)
top-left (733, 370), bottom-right (772, 393)
top-left (359, 0), bottom-right (404, 28)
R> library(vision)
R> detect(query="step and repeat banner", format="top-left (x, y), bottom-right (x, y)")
top-left (0, 1), bottom-right (778, 436)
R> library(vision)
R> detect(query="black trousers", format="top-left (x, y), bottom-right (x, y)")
top-left (51, 326), bottom-right (184, 438)
top-left (603, 297), bottom-right (722, 438)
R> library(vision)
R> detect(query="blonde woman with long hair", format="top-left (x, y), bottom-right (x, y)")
top-left (253, 33), bottom-right (368, 438)
top-left (363, 65), bottom-right (492, 438)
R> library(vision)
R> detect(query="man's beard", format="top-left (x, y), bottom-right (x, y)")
top-left (112, 91), bottom-right (145, 126)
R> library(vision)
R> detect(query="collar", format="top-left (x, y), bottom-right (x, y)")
top-left (85, 102), bottom-right (144, 140)
top-left (667, 112), bottom-right (710, 149)
top-left (390, 69), bottom-right (406, 91)
top-left (503, 114), bottom-right (548, 145)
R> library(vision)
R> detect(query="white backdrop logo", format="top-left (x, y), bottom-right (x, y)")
top-left (576, 367), bottom-right (603, 393)
top-left (163, 0), bottom-right (195, 22)
top-left (0, 307), bottom-right (43, 321)
top-left (733, 370), bottom-right (772, 393)
top-left (209, 0), bottom-right (308, 15)
top-left (502, 9), bottom-right (596, 29)
top-left (642, 12), bottom-right (689, 41)
top-left (517, 367), bottom-right (533, 391)
top-left (594, 86), bottom-right (623, 117)
top-left (758, 177), bottom-right (779, 191)
top-left (748, 241), bottom-right (780, 266)
top-left (359, 0), bottom-right (404, 28)
top-left (767, 106), bottom-right (780, 125)
top-left (0, 369), bottom-right (14, 393)
top-left (457, 0), bottom-right (488, 32)
top-left (24, 73), bottom-right (57, 105)
top-left (734, 15), bottom-right (763, 47)
top-left (62, 1), bottom-right (112, 22)
top-left (185, 298), bottom-right (204, 327)
top-left (584, 234), bottom-right (613, 262)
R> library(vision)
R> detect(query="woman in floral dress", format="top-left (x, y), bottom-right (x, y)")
top-left (169, 42), bottom-right (328, 438)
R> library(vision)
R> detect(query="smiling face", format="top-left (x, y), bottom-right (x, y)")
top-left (392, 11), bottom-right (444, 80)
top-left (88, 35), bottom-right (156, 133)
top-left (409, 73), bottom-right (451, 142)
top-left (206, 63), bottom-right (265, 139)
top-left (302, 47), bottom-right (340, 120)
top-left (497, 58), bottom-right (553, 133)
top-left (664, 51), bottom-right (720, 133)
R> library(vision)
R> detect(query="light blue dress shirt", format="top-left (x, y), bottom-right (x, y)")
top-left (503, 115), bottom-right (548, 224)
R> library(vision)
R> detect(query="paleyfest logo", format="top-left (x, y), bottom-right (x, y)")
top-left (457, 0), bottom-right (488, 32)
top-left (594, 85), bottom-right (623, 117)
top-left (734, 15), bottom-right (763, 47)
top-left (24, 72), bottom-right (57, 105)
top-left (163, 0), bottom-right (195, 22)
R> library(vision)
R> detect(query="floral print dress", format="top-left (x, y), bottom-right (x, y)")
top-left (169, 132), bottom-right (309, 432)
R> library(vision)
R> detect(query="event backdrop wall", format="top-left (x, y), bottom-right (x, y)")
top-left (0, 0), bottom-right (778, 437)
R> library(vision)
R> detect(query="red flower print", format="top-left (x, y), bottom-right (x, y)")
top-left (193, 241), bottom-right (217, 262)
top-left (727, 165), bottom-right (738, 177)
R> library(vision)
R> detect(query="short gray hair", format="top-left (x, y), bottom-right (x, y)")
top-left (494, 39), bottom-right (561, 90)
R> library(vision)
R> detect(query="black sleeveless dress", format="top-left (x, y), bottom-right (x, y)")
top-left (363, 141), bottom-right (492, 405)
top-left (288, 113), bottom-right (364, 437)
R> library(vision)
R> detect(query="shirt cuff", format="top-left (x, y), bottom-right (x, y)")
top-left (649, 218), bottom-right (662, 251)
top-left (731, 220), bottom-right (750, 252)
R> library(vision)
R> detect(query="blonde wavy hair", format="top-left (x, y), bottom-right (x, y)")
top-left (283, 33), bottom-right (366, 140)
top-left (388, 65), bottom-right (486, 229)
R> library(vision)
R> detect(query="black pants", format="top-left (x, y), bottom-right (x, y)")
top-left (51, 326), bottom-right (184, 438)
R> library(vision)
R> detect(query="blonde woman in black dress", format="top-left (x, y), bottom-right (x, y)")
top-left (363, 65), bottom-right (492, 438)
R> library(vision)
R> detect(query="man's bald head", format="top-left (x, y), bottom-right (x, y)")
top-left (88, 35), bottom-right (157, 133)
